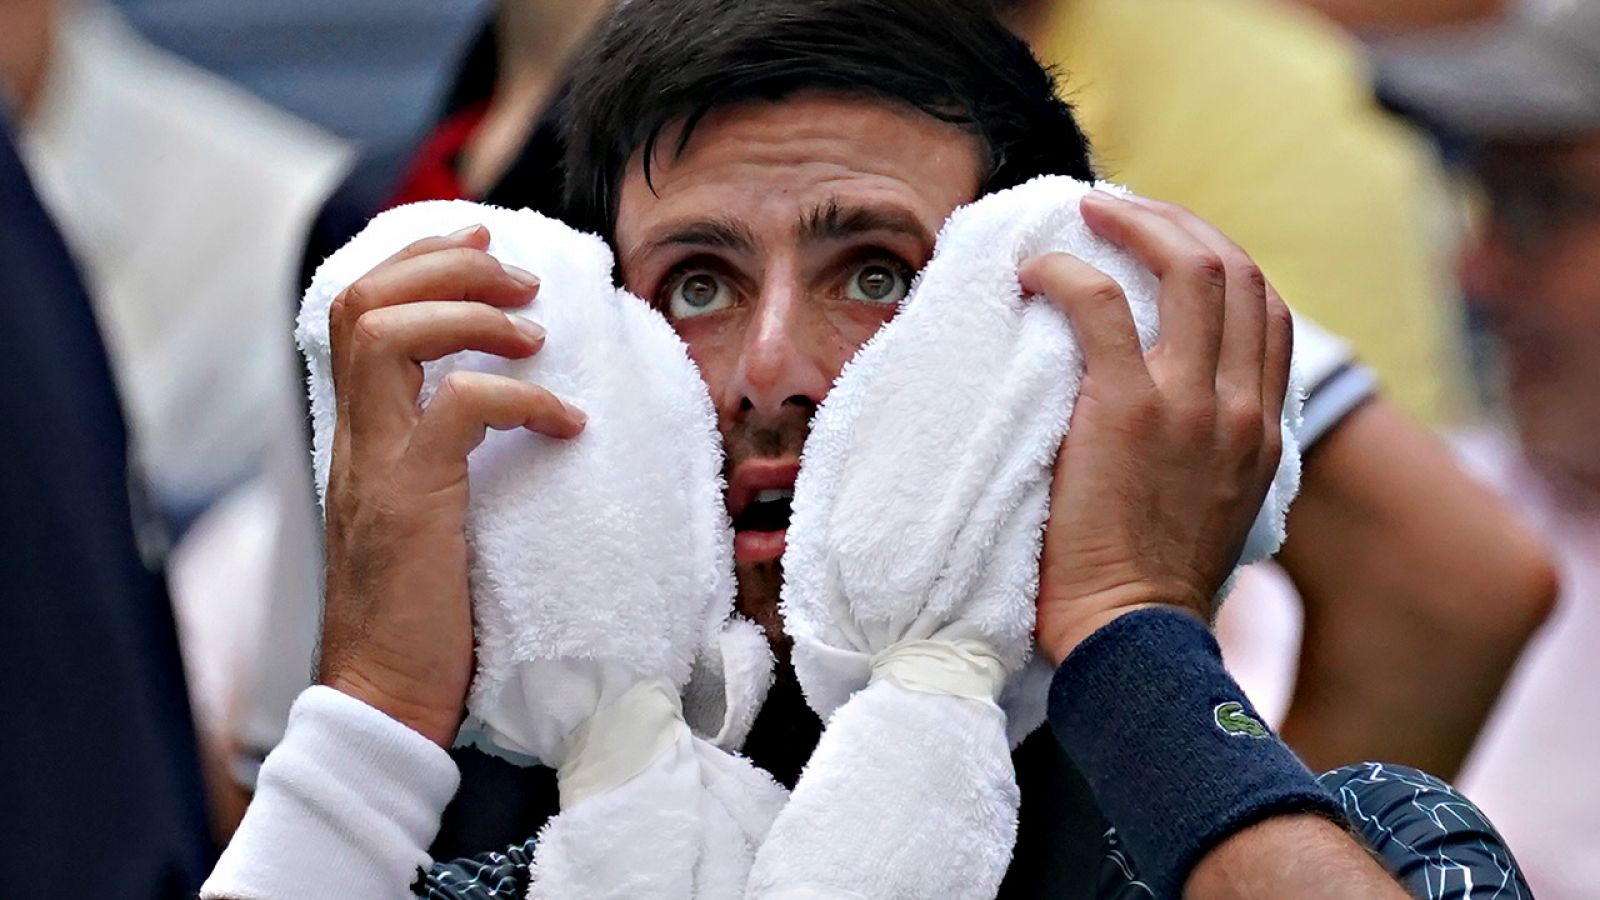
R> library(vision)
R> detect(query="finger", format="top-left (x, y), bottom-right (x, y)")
top-left (380, 223), bottom-right (492, 267)
top-left (407, 371), bottom-right (587, 476)
top-left (1080, 191), bottom-right (1226, 383)
top-left (1125, 196), bottom-right (1268, 407)
top-left (1020, 252), bottom-right (1151, 387)
top-left (345, 303), bottom-right (548, 445)
top-left (329, 227), bottom-right (486, 395)
top-left (330, 245), bottom-right (540, 390)
top-left (336, 246), bottom-right (541, 320)
top-left (1261, 287), bottom-right (1294, 426)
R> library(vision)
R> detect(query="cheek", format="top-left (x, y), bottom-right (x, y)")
top-left (816, 303), bottom-right (899, 377)
top-left (674, 316), bottom-right (744, 400)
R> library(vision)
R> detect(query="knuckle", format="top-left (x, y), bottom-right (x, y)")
top-left (524, 385), bottom-right (561, 418)
top-left (1125, 389), bottom-right (1164, 424)
top-left (331, 282), bottom-right (367, 323)
top-left (402, 234), bottom-right (440, 256)
top-left (1176, 397), bottom-right (1218, 434)
top-left (447, 246), bottom-right (500, 278)
top-left (478, 304), bottom-right (521, 333)
top-left (1023, 253), bottom-right (1078, 293)
top-left (437, 370), bottom-right (480, 402)
top-left (1267, 296), bottom-right (1294, 340)
top-left (1220, 397), bottom-right (1264, 440)
top-left (1261, 426), bottom-right (1284, 464)
top-left (1084, 275), bottom-right (1127, 307)
top-left (1237, 261), bottom-right (1267, 297)
top-left (350, 310), bottom-right (390, 349)
top-left (1180, 251), bottom-right (1228, 292)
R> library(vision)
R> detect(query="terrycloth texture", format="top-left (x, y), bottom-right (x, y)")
top-left (299, 201), bottom-right (787, 899)
top-left (750, 177), bottom-right (1304, 899)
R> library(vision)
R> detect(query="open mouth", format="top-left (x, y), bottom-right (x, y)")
top-left (727, 461), bottom-right (800, 563)
top-left (733, 488), bottom-right (794, 533)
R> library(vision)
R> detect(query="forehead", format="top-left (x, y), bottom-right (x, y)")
top-left (614, 92), bottom-right (985, 263)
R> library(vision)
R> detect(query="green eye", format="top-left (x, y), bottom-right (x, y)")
top-left (847, 262), bottom-right (909, 305)
top-left (668, 270), bottom-right (732, 319)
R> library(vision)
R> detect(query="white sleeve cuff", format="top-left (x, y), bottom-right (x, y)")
top-left (1291, 313), bottom-right (1379, 451)
top-left (202, 685), bottom-right (461, 899)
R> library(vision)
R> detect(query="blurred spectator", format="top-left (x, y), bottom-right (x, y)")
top-left (9, 0), bottom-right (351, 523)
top-left (1375, 0), bottom-right (1600, 138)
top-left (2, 0), bottom-right (353, 835)
top-left (1006, 0), bottom-right (1470, 425)
top-left (1287, 0), bottom-right (1506, 32)
top-left (1223, 0), bottom-right (1600, 894)
top-left (304, 0), bottom-right (610, 283)
top-left (0, 112), bottom-right (213, 897)
top-left (1004, 0), bottom-right (1554, 780)
top-left (1393, 2), bottom-right (1600, 896)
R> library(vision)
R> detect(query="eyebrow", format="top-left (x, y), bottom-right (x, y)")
top-left (800, 199), bottom-right (933, 255)
top-left (628, 199), bottom-right (934, 272)
top-left (637, 217), bottom-right (759, 259)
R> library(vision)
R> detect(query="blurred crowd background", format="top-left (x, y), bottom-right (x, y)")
top-left (2, 0), bottom-right (1597, 896)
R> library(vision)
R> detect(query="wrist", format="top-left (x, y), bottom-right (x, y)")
top-left (323, 667), bottom-right (464, 749)
top-left (1045, 608), bottom-right (1342, 896)
top-left (1037, 577), bottom-right (1206, 665)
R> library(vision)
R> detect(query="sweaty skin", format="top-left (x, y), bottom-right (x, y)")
top-left (615, 96), bottom-right (983, 649)
top-left (317, 91), bottom-right (1405, 897)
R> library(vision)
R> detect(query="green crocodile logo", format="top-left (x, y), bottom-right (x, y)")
top-left (1214, 701), bottom-right (1269, 738)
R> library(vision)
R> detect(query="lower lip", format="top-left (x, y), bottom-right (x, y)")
top-left (734, 528), bottom-right (787, 563)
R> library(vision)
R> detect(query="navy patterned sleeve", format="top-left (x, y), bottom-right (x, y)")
top-left (1318, 762), bottom-right (1532, 899)
top-left (1094, 762), bottom-right (1533, 899)
top-left (414, 835), bottom-right (538, 899)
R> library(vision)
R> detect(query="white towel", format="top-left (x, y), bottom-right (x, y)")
top-left (299, 200), bottom-right (787, 899)
top-left (748, 177), bottom-right (1304, 899)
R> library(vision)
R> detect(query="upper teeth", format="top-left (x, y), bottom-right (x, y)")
top-left (755, 489), bottom-right (794, 504)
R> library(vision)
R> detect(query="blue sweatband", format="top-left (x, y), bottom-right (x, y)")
top-left (1047, 608), bottom-right (1342, 897)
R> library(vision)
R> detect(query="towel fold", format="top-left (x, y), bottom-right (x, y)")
top-left (749, 177), bottom-right (1304, 899)
top-left (299, 200), bottom-right (787, 899)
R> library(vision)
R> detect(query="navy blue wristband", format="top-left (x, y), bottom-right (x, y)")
top-left (1047, 608), bottom-right (1342, 897)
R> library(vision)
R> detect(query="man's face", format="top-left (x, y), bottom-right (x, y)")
top-left (1461, 135), bottom-right (1600, 487)
top-left (614, 92), bottom-right (984, 645)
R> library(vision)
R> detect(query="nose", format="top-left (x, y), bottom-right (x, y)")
top-left (724, 271), bottom-right (832, 419)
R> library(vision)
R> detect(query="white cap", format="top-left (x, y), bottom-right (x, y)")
top-left (1372, 0), bottom-right (1600, 138)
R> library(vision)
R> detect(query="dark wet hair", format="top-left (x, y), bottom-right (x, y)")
top-left (558, 0), bottom-right (1094, 241)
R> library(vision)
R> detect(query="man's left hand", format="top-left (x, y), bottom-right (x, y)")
top-left (1023, 193), bottom-right (1294, 665)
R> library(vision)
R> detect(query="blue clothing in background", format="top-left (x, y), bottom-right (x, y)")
top-left (0, 115), bottom-right (214, 898)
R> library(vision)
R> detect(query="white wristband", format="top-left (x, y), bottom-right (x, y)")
top-left (201, 686), bottom-right (461, 899)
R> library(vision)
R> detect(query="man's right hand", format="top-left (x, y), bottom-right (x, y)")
top-left (318, 224), bottom-right (587, 748)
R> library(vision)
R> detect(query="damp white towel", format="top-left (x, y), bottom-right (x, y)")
top-left (298, 200), bottom-right (787, 899)
top-left (747, 177), bottom-right (1304, 899)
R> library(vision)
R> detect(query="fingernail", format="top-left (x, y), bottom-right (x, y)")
top-left (502, 262), bottom-right (541, 288)
top-left (510, 315), bottom-right (545, 343)
top-left (564, 400), bottom-right (588, 426)
top-left (447, 224), bottom-right (484, 239)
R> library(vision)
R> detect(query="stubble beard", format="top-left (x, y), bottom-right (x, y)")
top-left (724, 409), bottom-right (821, 785)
